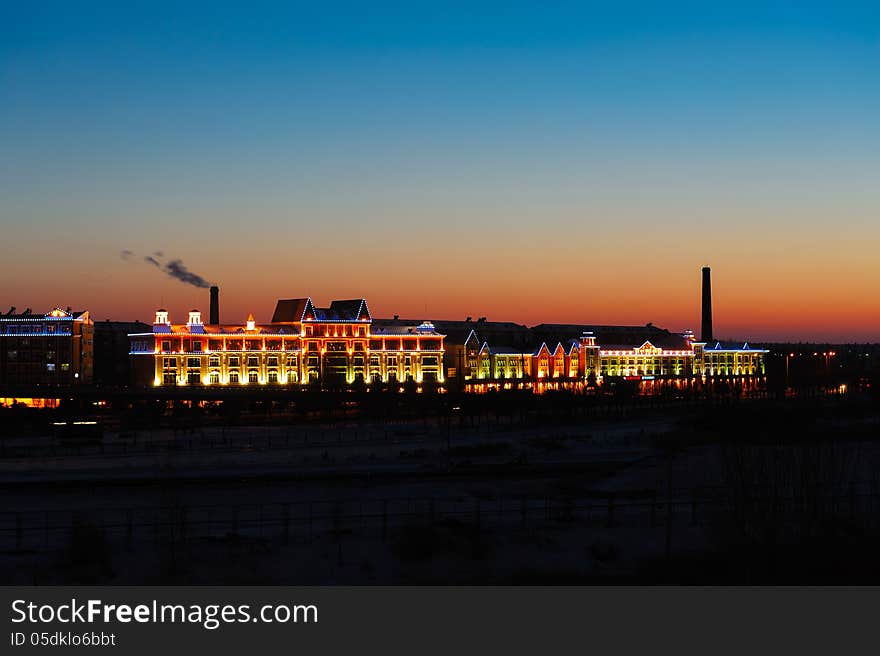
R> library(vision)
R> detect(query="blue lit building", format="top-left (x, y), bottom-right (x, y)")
top-left (0, 308), bottom-right (94, 387)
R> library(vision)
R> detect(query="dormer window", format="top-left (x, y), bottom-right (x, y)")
top-left (155, 309), bottom-right (170, 325)
top-left (246, 313), bottom-right (256, 331)
top-left (187, 310), bottom-right (202, 326)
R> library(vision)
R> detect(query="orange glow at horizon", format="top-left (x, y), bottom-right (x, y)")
top-left (2, 210), bottom-right (877, 344)
top-left (5, 247), bottom-right (876, 343)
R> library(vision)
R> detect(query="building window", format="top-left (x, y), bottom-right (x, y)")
top-left (161, 341), bottom-right (171, 351)
top-left (268, 370), bottom-right (278, 383)
top-left (229, 371), bottom-right (239, 383)
top-left (209, 372), bottom-right (220, 384)
top-left (228, 356), bottom-right (239, 367)
top-left (249, 371), bottom-right (259, 383)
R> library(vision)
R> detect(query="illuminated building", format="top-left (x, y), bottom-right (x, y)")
top-left (465, 331), bottom-right (601, 384)
top-left (0, 307), bottom-right (94, 386)
top-left (369, 322), bottom-right (445, 384)
top-left (129, 301), bottom-right (766, 392)
top-left (461, 325), bottom-right (766, 390)
top-left (695, 341), bottom-right (766, 377)
top-left (128, 266), bottom-right (768, 393)
top-left (129, 298), bottom-right (445, 388)
top-left (456, 320), bottom-right (766, 391)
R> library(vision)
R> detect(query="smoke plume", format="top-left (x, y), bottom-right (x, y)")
top-left (163, 259), bottom-right (212, 288)
top-left (123, 250), bottom-right (214, 289)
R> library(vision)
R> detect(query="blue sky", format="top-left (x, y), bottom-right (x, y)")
top-left (1, 2), bottom-right (878, 339)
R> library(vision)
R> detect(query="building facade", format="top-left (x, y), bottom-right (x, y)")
top-left (0, 308), bottom-right (94, 386)
top-left (460, 327), bottom-right (766, 389)
top-left (129, 295), bottom-right (767, 392)
top-left (94, 320), bottom-right (151, 387)
top-left (129, 298), bottom-right (446, 388)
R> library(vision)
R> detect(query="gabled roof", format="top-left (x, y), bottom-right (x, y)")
top-left (706, 341), bottom-right (768, 352)
top-left (301, 298), bottom-right (370, 322)
top-left (463, 329), bottom-right (481, 347)
top-left (532, 342), bottom-right (551, 357)
top-left (272, 298), bottom-right (313, 323)
top-left (327, 298), bottom-right (371, 321)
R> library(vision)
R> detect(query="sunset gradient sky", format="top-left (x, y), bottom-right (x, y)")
top-left (2, 2), bottom-right (878, 341)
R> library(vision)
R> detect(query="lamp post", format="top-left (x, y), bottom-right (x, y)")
top-left (785, 352), bottom-right (794, 391)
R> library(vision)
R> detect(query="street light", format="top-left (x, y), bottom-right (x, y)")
top-left (785, 352), bottom-right (795, 390)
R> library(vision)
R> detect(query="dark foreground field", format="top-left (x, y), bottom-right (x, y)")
top-left (2, 393), bottom-right (879, 584)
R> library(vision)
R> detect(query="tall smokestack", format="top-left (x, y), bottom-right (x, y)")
top-left (701, 266), bottom-right (713, 343)
top-left (209, 286), bottom-right (219, 325)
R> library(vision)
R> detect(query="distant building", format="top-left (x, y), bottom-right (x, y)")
top-left (128, 301), bottom-right (766, 393)
top-left (128, 266), bottom-right (768, 393)
top-left (372, 316), bottom-right (532, 384)
top-left (128, 298), bottom-right (446, 387)
top-left (93, 320), bottom-right (151, 387)
top-left (0, 307), bottom-right (93, 386)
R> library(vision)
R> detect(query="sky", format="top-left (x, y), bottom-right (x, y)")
top-left (1, 1), bottom-right (878, 342)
